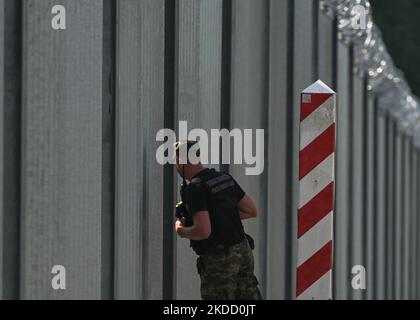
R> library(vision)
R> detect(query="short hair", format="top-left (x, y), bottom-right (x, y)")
top-left (174, 140), bottom-right (200, 161)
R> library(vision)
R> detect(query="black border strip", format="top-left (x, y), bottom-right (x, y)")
top-left (361, 74), bottom-right (368, 301)
top-left (162, 0), bottom-right (176, 300)
top-left (2, 0), bottom-right (22, 300)
top-left (391, 120), bottom-right (397, 299)
top-left (220, 0), bottom-right (232, 173)
top-left (284, 0), bottom-right (294, 300)
top-left (101, 0), bottom-right (116, 300)
top-left (372, 95), bottom-right (379, 299)
top-left (260, 0), bottom-right (270, 299)
top-left (346, 44), bottom-right (354, 299)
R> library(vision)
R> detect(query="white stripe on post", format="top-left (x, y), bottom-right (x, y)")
top-left (300, 99), bottom-right (335, 150)
top-left (297, 270), bottom-right (333, 300)
top-left (298, 154), bottom-right (334, 208)
top-left (296, 80), bottom-right (336, 300)
top-left (297, 212), bottom-right (333, 266)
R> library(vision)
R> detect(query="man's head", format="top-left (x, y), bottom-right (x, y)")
top-left (174, 140), bottom-right (204, 180)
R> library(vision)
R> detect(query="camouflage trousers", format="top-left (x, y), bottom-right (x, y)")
top-left (196, 239), bottom-right (262, 300)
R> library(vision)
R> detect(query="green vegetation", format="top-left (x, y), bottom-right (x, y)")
top-left (370, 0), bottom-right (420, 96)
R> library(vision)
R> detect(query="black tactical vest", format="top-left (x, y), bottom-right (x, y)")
top-left (187, 169), bottom-right (246, 255)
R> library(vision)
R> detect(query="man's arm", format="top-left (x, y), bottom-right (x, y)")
top-left (176, 211), bottom-right (211, 240)
top-left (238, 195), bottom-right (258, 220)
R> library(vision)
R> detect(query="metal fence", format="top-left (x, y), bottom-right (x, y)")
top-left (0, 0), bottom-right (418, 300)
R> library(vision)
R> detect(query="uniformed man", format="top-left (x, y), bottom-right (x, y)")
top-left (173, 140), bottom-right (262, 300)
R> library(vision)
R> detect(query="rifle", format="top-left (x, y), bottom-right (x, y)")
top-left (175, 165), bottom-right (193, 227)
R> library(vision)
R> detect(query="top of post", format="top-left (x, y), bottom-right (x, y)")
top-left (302, 80), bottom-right (335, 94)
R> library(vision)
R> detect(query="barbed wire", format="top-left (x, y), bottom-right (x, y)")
top-left (320, 0), bottom-right (420, 141)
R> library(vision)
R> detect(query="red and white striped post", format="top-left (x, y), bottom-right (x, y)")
top-left (296, 80), bottom-right (336, 300)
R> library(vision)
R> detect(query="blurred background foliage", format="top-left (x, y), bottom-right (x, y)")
top-left (371, 0), bottom-right (420, 96)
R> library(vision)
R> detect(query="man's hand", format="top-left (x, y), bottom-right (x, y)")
top-left (175, 219), bottom-right (185, 237)
top-left (174, 212), bottom-right (211, 240)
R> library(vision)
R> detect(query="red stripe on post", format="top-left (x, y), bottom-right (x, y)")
top-left (300, 93), bottom-right (333, 121)
top-left (298, 182), bottom-right (334, 238)
top-left (299, 123), bottom-right (336, 180)
top-left (296, 241), bottom-right (333, 297)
